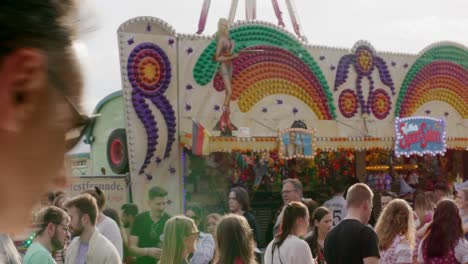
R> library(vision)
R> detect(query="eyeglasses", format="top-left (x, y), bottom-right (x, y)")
top-left (282, 189), bottom-right (297, 195)
top-left (48, 69), bottom-right (98, 151)
top-left (187, 231), bottom-right (200, 238)
top-left (56, 223), bottom-right (70, 233)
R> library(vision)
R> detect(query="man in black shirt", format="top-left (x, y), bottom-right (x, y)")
top-left (129, 186), bottom-right (171, 264)
top-left (324, 183), bottom-right (380, 264)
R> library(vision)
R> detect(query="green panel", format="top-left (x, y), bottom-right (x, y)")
top-left (89, 96), bottom-right (125, 175)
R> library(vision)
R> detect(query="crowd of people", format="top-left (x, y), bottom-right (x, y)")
top-left (1, 1), bottom-right (468, 264)
top-left (3, 177), bottom-right (468, 264)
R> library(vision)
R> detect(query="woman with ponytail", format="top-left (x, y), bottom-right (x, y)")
top-left (264, 201), bottom-right (316, 264)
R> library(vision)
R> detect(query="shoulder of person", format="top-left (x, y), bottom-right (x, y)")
top-left (68, 237), bottom-right (80, 247)
top-left (162, 212), bottom-right (172, 221)
top-left (133, 211), bottom-right (147, 222)
top-left (25, 250), bottom-right (52, 262)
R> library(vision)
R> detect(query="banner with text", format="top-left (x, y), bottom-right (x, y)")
top-left (394, 116), bottom-right (446, 157)
top-left (69, 177), bottom-right (129, 210)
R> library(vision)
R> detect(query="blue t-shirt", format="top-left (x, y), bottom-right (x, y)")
top-left (23, 242), bottom-right (56, 264)
top-left (76, 242), bottom-right (89, 264)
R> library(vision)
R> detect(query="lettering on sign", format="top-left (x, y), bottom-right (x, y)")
top-left (394, 117), bottom-right (446, 157)
top-left (69, 177), bottom-right (128, 210)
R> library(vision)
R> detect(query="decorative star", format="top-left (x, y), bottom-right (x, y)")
top-left (127, 38), bottom-right (134, 45)
top-left (319, 56), bottom-right (325, 61)
top-left (145, 173), bottom-right (153, 180)
top-left (214, 104), bottom-right (221, 112)
top-left (391, 62), bottom-right (396, 67)
top-left (403, 63), bottom-right (408, 68)
top-left (168, 39), bottom-right (175, 47)
top-left (425, 110), bottom-right (431, 115)
top-left (276, 99), bottom-right (283, 105)
top-left (262, 107), bottom-right (268, 113)
top-left (444, 112), bottom-right (449, 117)
top-left (186, 47), bottom-right (194, 54)
top-left (292, 107), bottom-right (299, 115)
top-left (330, 65), bottom-right (336, 71)
top-left (185, 84), bottom-right (193, 90)
top-left (146, 23), bottom-right (151, 32)
top-left (185, 103), bottom-right (192, 112)
top-left (169, 166), bottom-right (176, 174)
top-left (156, 157), bottom-right (162, 165)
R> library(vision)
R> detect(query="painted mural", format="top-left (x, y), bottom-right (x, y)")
top-left (117, 17), bottom-right (468, 213)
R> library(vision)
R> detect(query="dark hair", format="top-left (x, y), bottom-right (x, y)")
top-left (83, 187), bottom-right (106, 210)
top-left (423, 199), bottom-right (463, 259)
top-left (47, 191), bottom-right (56, 204)
top-left (332, 183), bottom-right (346, 194)
top-left (230, 187), bottom-right (251, 211)
top-left (148, 186), bottom-right (168, 200)
top-left (65, 193), bottom-right (98, 226)
top-left (214, 214), bottom-right (257, 264)
top-left (186, 204), bottom-right (204, 227)
top-left (291, 120), bottom-right (307, 129)
top-left (381, 191), bottom-right (397, 199)
top-left (302, 199), bottom-right (319, 226)
top-left (434, 183), bottom-right (449, 193)
top-left (273, 202), bottom-right (308, 250)
top-left (103, 208), bottom-right (121, 227)
top-left (308, 207), bottom-right (330, 259)
top-left (121, 203), bottom-right (139, 217)
top-left (0, 0), bottom-right (80, 94)
top-left (36, 206), bottom-right (69, 236)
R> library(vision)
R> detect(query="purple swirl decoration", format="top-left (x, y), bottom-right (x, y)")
top-left (127, 42), bottom-right (176, 175)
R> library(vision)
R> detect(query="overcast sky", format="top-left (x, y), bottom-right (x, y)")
top-left (77, 0), bottom-right (468, 114)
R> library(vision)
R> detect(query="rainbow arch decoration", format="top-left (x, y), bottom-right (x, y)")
top-left (193, 24), bottom-right (336, 120)
top-left (395, 44), bottom-right (468, 118)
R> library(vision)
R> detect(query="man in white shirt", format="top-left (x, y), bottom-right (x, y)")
top-left (84, 187), bottom-right (123, 260)
top-left (323, 184), bottom-right (347, 227)
top-left (65, 194), bottom-right (121, 264)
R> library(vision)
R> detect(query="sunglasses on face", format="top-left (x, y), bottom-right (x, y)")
top-left (187, 231), bottom-right (200, 238)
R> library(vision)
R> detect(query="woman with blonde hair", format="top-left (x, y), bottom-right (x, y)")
top-left (412, 192), bottom-right (435, 261)
top-left (455, 188), bottom-right (468, 239)
top-left (375, 199), bottom-right (415, 264)
top-left (206, 213), bottom-right (222, 238)
top-left (159, 216), bottom-right (199, 264)
top-left (213, 214), bottom-right (257, 264)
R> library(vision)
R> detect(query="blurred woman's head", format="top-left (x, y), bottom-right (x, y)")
top-left (206, 213), bottom-right (222, 237)
top-left (455, 188), bottom-right (468, 210)
top-left (276, 201), bottom-right (309, 248)
top-left (308, 207), bottom-right (331, 258)
top-left (375, 199), bottom-right (415, 251)
top-left (160, 216), bottom-right (198, 264)
top-left (423, 199), bottom-right (463, 259)
top-left (214, 214), bottom-right (256, 264)
top-left (414, 193), bottom-right (435, 228)
top-left (313, 207), bottom-right (332, 237)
